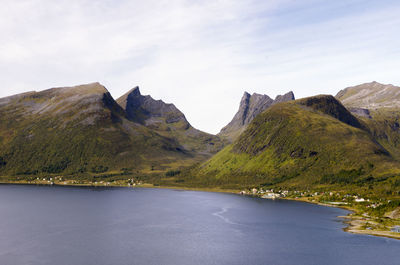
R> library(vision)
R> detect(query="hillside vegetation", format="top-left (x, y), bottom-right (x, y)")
top-left (0, 83), bottom-right (221, 177)
top-left (1, 82), bottom-right (400, 200)
top-left (174, 95), bottom-right (400, 191)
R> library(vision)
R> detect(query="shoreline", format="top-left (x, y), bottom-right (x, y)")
top-left (281, 196), bottom-right (400, 240)
top-left (1, 180), bottom-right (399, 240)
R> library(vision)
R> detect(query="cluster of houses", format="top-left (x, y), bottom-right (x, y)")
top-left (30, 176), bottom-right (146, 187)
top-left (367, 202), bottom-right (382, 209)
top-left (240, 188), bottom-right (288, 200)
top-left (35, 177), bottom-right (55, 185)
top-left (127, 179), bottom-right (142, 187)
top-left (93, 181), bottom-right (111, 186)
top-left (239, 188), bottom-right (380, 206)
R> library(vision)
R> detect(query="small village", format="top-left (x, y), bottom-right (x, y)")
top-left (240, 187), bottom-right (373, 205)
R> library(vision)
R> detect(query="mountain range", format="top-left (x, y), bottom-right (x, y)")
top-left (178, 82), bottom-right (400, 193)
top-left (0, 81), bottom-right (399, 194)
top-left (0, 83), bottom-right (223, 176)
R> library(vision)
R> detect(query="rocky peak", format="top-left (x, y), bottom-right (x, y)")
top-left (130, 86), bottom-right (141, 96)
top-left (219, 90), bottom-right (295, 141)
top-left (348, 107), bottom-right (371, 119)
top-left (273, 91), bottom-right (295, 104)
top-left (117, 87), bottom-right (190, 129)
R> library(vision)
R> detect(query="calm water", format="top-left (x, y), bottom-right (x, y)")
top-left (0, 185), bottom-right (399, 265)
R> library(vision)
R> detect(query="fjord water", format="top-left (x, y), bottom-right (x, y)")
top-left (0, 185), bottom-right (398, 265)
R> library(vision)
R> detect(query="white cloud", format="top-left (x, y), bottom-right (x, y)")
top-left (0, 0), bottom-right (400, 133)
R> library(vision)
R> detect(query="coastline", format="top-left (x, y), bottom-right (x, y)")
top-left (340, 215), bottom-right (400, 240)
top-left (281, 196), bottom-right (400, 240)
top-left (1, 180), bottom-right (399, 240)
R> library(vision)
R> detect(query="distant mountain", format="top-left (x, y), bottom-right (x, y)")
top-left (219, 91), bottom-right (294, 141)
top-left (336, 81), bottom-right (400, 160)
top-left (116, 87), bottom-right (225, 156)
top-left (0, 83), bottom-right (218, 176)
top-left (186, 95), bottom-right (400, 189)
top-left (336, 81), bottom-right (400, 109)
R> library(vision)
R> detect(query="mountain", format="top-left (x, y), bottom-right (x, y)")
top-left (117, 86), bottom-right (189, 129)
top-left (2, 81), bottom-right (400, 192)
top-left (219, 91), bottom-right (294, 141)
top-left (116, 87), bottom-right (225, 156)
top-left (183, 95), bottom-right (400, 190)
top-left (336, 81), bottom-right (400, 109)
top-left (0, 83), bottom-right (210, 176)
top-left (336, 81), bottom-right (400, 160)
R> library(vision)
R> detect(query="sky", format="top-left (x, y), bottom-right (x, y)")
top-left (1, 0), bottom-right (400, 134)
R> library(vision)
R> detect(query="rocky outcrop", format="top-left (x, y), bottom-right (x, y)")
top-left (348, 107), bottom-right (372, 119)
top-left (219, 90), bottom-right (295, 141)
top-left (273, 91), bottom-right (295, 105)
top-left (117, 87), bottom-right (190, 130)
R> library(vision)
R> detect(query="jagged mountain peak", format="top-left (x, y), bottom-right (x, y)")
top-left (117, 87), bottom-right (189, 129)
top-left (274, 91), bottom-right (295, 103)
top-left (131, 86), bottom-right (141, 96)
top-left (219, 90), bottom-right (295, 141)
top-left (123, 86), bottom-right (141, 97)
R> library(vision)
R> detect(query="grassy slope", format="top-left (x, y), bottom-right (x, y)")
top-left (357, 109), bottom-right (400, 160)
top-left (179, 95), bottom-right (400, 190)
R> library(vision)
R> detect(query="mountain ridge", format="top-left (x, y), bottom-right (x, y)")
top-left (180, 94), bottom-right (400, 190)
top-left (219, 90), bottom-right (295, 141)
top-left (336, 81), bottom-right (400, 109)
top-left (0, 83), bottom-right (219, 176)
top-left (117, 86), bottom-right (190, 129)
top-left (1, 81), bottom-right (400, 195)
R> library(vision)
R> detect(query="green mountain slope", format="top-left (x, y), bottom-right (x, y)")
top-left (363, 110), bottom-right (400, 160)
top-left (336, 81), bottom-right (400, 160)
top-left (184, 95), bottom-right (400, 189)
top-left (0, 83), bottom-right (197, 176)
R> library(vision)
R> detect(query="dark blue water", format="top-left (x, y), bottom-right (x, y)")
top-left (0, 185), bottom-right (398, 265)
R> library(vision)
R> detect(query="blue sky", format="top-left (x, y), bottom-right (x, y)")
top-left (1, 0), bottom-right (400, 133)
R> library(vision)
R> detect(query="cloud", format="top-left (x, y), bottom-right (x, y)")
top-left (0, 0), bottom-right (400, 133)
